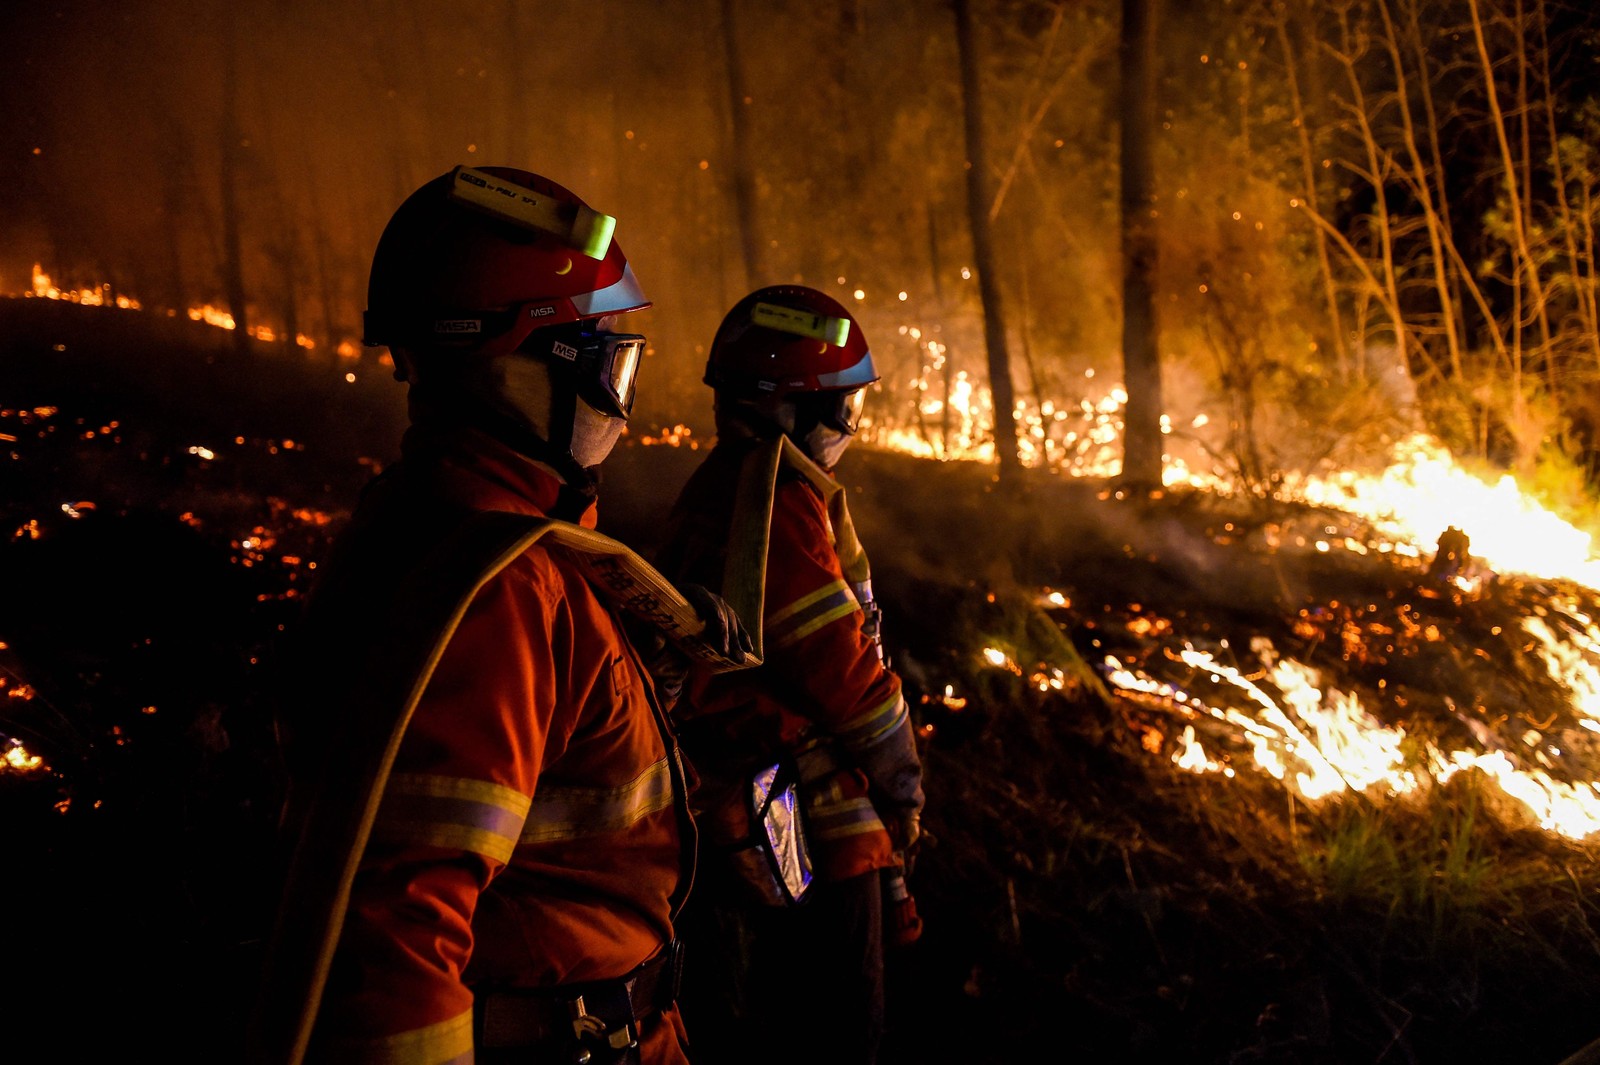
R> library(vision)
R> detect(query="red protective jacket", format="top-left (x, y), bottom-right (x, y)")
top-left (294, 420), bottom-right (692, 1065)
top-left (660, 438), bottom-right (921, 883)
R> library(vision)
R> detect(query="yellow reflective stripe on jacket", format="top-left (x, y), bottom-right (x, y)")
top-left (315, 1008), bottom-right (473, 1065)
top-left (766, 580), bottom-right (857, 651)
top-left (520, 757), bottom-right (673, 844)
top-left (370, 773), bottom-right (532, 865)
top-left (835, 692), bottom-right (907, 750)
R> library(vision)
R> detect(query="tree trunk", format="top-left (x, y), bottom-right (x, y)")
top-left (220, 5), bottom-right (251, 356)
top-left (1273, 2), bottom-right (1349, 379)
top-left (504, 1), bottom-right (528, 168)
top-left (720, 0), bottom-right (763, 290)
top-left (954, 0), bottom-right (1020, 480)
top-left (1119, 0), bottom-right (1163, 488)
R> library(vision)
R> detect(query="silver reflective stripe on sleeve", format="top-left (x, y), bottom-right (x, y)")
top-left (520, 757), bottom-right (674, 844)
top-left (370, 774), bottom-right (532, 865)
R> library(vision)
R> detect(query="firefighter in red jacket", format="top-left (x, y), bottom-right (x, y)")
top-left (657, 286), bottom-right (925, 1065)
top-left (251, 166), bottom-right (743, 1065)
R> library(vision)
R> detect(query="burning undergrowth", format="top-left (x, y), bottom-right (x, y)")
top-left (5, 298), bottom-right (1600, 1061)
top-left (819, 455), bottom-right (1600, 1063)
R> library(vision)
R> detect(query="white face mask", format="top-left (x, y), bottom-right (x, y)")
top-left (570, 400), bottom-right (628, 467)
top-left (804, 423), bottom-right (852, 470)
top-left (485, 354), bottom-right (626, 469)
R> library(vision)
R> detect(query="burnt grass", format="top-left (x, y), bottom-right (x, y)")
top-left (4, 298), bottom-right (1600, 1063)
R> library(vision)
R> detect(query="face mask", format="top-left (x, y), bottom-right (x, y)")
top-left (570, 400), bottom-right (628, 467)
top-left (488, 355), bottom-right (625, 468)
top-left (804, 423), bottom-right (852, 470)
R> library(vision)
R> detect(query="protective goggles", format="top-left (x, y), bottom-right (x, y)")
top-left (525, 327), bottom-right (645, 418)
top-left (821, 388), bottom-right (866, 435)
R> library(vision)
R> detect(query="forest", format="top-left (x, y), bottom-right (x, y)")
top-left (4, 0), bottom-right (1599, 502)
top-left (5, 1), bottom-right (1600, 1062)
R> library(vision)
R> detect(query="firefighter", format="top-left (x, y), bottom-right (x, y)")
top-left (250, 166), bottom-right (747, 1065)
top-left (657, 286), bottom-right (926, 1065)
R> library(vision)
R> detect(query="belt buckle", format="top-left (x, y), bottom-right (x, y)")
top-left (569, 994), bottom-right (638, 1060)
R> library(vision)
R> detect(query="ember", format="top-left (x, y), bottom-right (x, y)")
top-left (2, 736), bottom-right (45, 774)
top-left (19, 266), bottom-right (329, 352)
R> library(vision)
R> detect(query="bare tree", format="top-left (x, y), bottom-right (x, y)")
top-left (1119, 0), bottom-right (1164, 488)
top-left (219, 4), bottom-right (251, 355)
top-left (719, 0), bottom-right (764, 290)
top-left (954, 0), bottom-right (1020, 479)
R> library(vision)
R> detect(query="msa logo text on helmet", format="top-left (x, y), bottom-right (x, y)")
top-left (433, 319), bottom-right (483, 334)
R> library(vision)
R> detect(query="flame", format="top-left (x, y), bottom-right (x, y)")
top-left (1291, 435), bottom-right (1600, 588)
top-left (865, 360), bottom-right (1598, 590)
top-left (29, 264), bottom-right (141, 309)
top-left (18, 264), bottom-right (343, 354)
top-left (1104, 636), bottom-right (1600, 840)
top-left (1523, 607), bottom-right (1600, 728)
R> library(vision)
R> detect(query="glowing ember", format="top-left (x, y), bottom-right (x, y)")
top-left (981, 646), bottom-right (1022, 675)
top-left (16, 264), bottom-right (342, 353)
top-left (2, 738), bottom-right (45, 774)
top-left (640, 424), bottom-right (698, 448)
top-left (28, 264), bottom-right (140, 309)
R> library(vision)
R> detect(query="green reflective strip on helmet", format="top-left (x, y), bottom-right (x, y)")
top-left (449, 166), bottom-right (616, 260)
top-left (577, 210), bottom-right (617, 260)
top-left (751, 301), bottom-right (851, 345)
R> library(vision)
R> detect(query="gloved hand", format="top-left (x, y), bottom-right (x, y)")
top-left (679, 582), bottom-right (755, 663)
top-left (886, 807), bottom-right (921, 854)
top-left (853, 703), bottom-right (926, 858)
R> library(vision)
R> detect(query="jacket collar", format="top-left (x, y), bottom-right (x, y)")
top-left (399, 417), bottom-right (600, 528)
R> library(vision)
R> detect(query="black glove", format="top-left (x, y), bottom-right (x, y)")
top-left (679, 582), bottom-right (755, 662)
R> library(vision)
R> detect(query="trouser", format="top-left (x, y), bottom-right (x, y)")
top-left (678, 871), bottom-right (885, 1065)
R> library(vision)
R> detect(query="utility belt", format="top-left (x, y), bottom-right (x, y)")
top-left (474, 940), bottom-right (684, 1064)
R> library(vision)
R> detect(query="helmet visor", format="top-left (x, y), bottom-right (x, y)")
top-left (824, 388), bottom-right (866, 435)
top-left (530, 328), bottom-right (646, 418)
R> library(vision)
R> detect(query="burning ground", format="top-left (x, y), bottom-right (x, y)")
top-left (5, 299), bottom-right (1600, 1063)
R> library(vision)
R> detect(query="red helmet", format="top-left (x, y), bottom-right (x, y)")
top-left (705, 286), bottom-right (877, 400)
top-left (363, 165), bottom-right (649, 356)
